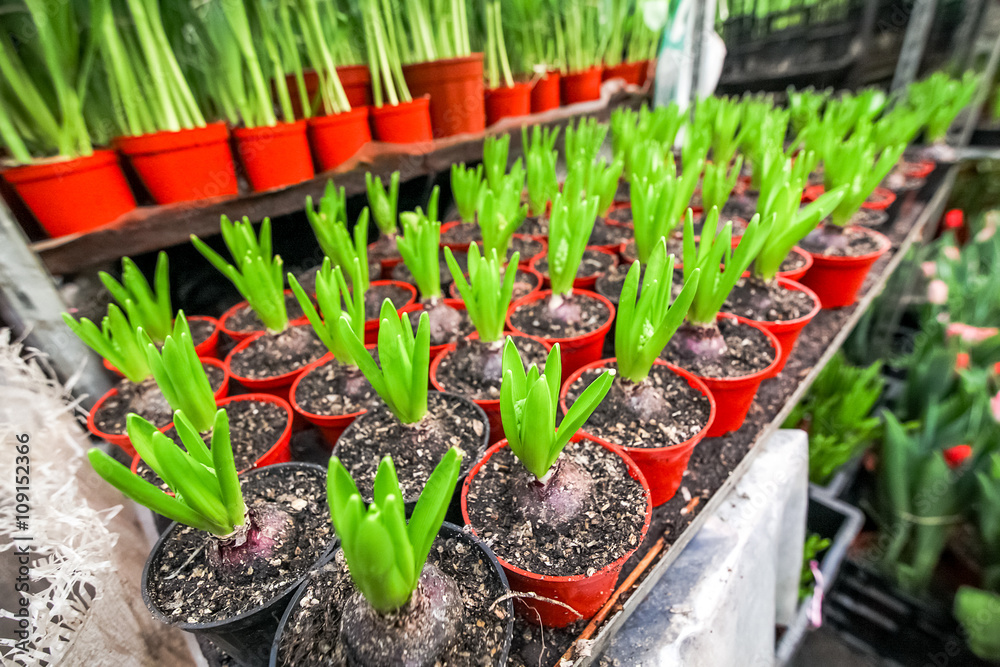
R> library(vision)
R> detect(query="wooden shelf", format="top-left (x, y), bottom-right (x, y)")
top-left (29, 88), bottom-right (649, 276)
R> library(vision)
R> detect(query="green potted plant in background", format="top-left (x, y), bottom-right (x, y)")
top-left (905, 70), bottom-right (981, 162)
top-left (440, 162), bottom-right (486, 249)
top-left (0, 0), bottom-right (136, 237)
top-left (92, 0), bottom-right (236, 204)
top-left (505, 0), bottom-right (563, 112)
top-left (558, 0), bottom-right (603, 104)
top-left (520, 124), bottom-right (561, 238)
top-left (365, 171), bottom-right (407, 276)
top-left (600, 0), bottom-right (654, 86)
top-left (483, 0), bottom-right (531, 125)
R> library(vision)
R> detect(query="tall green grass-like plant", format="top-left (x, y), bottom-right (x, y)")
top-left (191, 216), bottom-right (288, 333)
top-left (484, 1), bottom-right (515, 89)
top-left (446, 246), bottom-right (519, 344)
top-left (99, 252), bottom-right (172, 343)
top-left (564, 117), bottom-right (608, 165)
top-left (294, 0), bottom-right (351, 114)
top-left (522, 125), bottom-right (560, 217)
top-left (362, 0), bottom-right (414, 108)
top-left (546, 191), bottom-right (600, 298)
top-left (478, 178), bottom-right (527, 259)
top-left (482, 134), bottom-right (510, 190)
top-left (610, 104), bottom-right (685, 181)
top-left (367, 172), bottom-right (401, 238)
top-left (822, 138), bottom-right (905, 228)
top-left (393, 0), bottom-right (471, 63)
top-left (450, 163), bottom-right (485, 224)
top-left (397, 189), bottom-right (443, 300)
top-left (289, 257), bottom-right (366, 366)
top-left (305, 182), bottom-right (372, 291)
top-left (63, 304), bottom-right (150, 384)
top-left (141, 313), bottom-right (217, 433)
top-left (629, 154), bottom-right (704, 264)
top-left (559, 0), bottom-right (602, 73)
top-left (905, 70), bottom-right (980, 144)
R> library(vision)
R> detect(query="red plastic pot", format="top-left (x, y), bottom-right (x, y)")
top-left (514, 234), bottom-right (548, 269)
top-left (429, 332), bottom-right (551, 444)
top-left (398, 299), bottom-right (468, 364)
top-left (364, 280), bottom-right (418, 344)
top-left (370, 97), bottom-right (433, 143)
top-left (288, 348), bottom-right (375, 447)
top-left (233, 120), bottom-right (314, 192)
top-left (799, 227), bottom-right (891, 309)
top-left (530, 247), bottom-right (619, 291)
top-left (485, 83), bottom-right (532, 126)
top-left (224, 327), bottom-right (317, 403)
top-left (559, 359), bottom-right (716, 506)
top-left (777, 247), bottom-right (814, 282)
top-left (461, 433), bottom-right (651, 627)
top-left (114, 123), bottom-right (237, 204)
top-left (506, 290), bottom-right (616, 381)
top-left (439, 220), bottom-right (475, 253)
top-left (903, 159), bottom-right (935, 180)
top-left (403, 54), bottom-right (485, 138)
top-left (688, 313), bottom-right (782, 438)
top-left (560, 67), bottom-right (602, 105)
top-left (636, 59), bottom-right (653, 86)
top-left (530, 71), bottom-right (561, 113)
top-left (747, 278), bottom-right (821, 376)
top-left (218, 290), bottom-right (309, 343)
top-left (308, 107), bottom-right (372, 172)
top-left (2, 151), bottom-right (136, 238)
top-left (601, 61), bottom-right (645, 85)
top-left (448, 265), bottom-right (543, 303)
top-left (336, 64), bottom-right (374, 108)
top-left (217, 393), bottom-right (294, 468)
top-left (802, 184), bottom-right (896, 211)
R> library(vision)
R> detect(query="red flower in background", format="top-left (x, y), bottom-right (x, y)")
top-left (956, 352), bottom-right (970, 370)
top-left (946, 323), bottom-right (999, 344)
top-left (944, 444), bottom-right (973, 469)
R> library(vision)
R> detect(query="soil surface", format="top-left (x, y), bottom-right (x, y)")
top-left (434, 336), bottom-right (550, 400)
top-left (94, 362), bottom-right (226, 436)
top-left (146, 464), bottom-right (332, 624)
top-left (275, 532), bottom-right (510, 666)
top-left (724, 277), bottom-right (816, 322)
top-left (224, 293), bottom-right (305, 334)
top-left (509, 236), bottom-right (544, 264)
top-left (333, 392), bottom-right (486, 503)
top-left (464, 441), bottom-right (647, 576)
top-left (441, 221), bottom-right (482, 245)
top-left (293, 358), bottom-right (377, 417)
top-left (228, 326), bottom-right (326, 380)
top-left (393, 253), bottom-right (466, 293)
top-left (800, 225), bottom-right (885, 257)
top-left (368, 233), bottom-right (401, 263)
top-left (588, 217), bottom-right (633, 248)
top-left (607, 207), bottom-right (632, 225)
top-left (404, 303), bottom-right (475, 346)
top-left (363, 281), bottom-right (415, 320)
top-left (519, 215), bottom-right (549, 237)
top-left (564, 363), bottom-right (711, 448)
top-left (661, 317), bottom-right (775, 378)
top-left (722, 192), bottom-right (758, 221)
top-left (533, 248), bottom-right (616, 281)
top-left (509, 292), bottom-right (611, 339)
top-left (779, 250), bottom-right (808, 274)
top-left (188, 318), bottom-right (216, 349)
top-left (852, 208), bottom-right (890, 228)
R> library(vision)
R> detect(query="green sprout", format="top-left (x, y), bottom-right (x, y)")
top-left (305, 181), bottom-right (372, 290)
top-left (63, 304), bottom-right (150, 384)
top-left (366, 172), bottom-right (401, 237)
top-left (327, 448), bottom-right (462, 612)
top-left (141, 313), bottom-right (217, 434)
top-left (700, 155), bottom-right (744, 217)
top-left (566, 154), bottom-right (624, 217)
top-left (339, 300), bottom-right (430, 424)
top-left (563, 116), bottom-right (608, 165)
top-left (905, 70), bottom-right (980, 143)
top-left (289, 257), bottom-right (365, 366)
top-left (786, 86), bottom-right (830, 137)
top-left (616, 240), bottom-right (700, 384)
top-left (499, 339), bottom-right (614, 480)
top-left (871, 105), bottom-right (928, 151)
top-left (450, 163), bottom-right (485, 224)
top-left (479, 168), bottom-right (529, 259)
top-left (822, 137), bottom-right (905, 227)
top-left (629, 154), bottom-right (702, 264)
top-left (445, 246), bottom-right (519, 344)
top-left (546, 191), bottom-right (600, 296)
top-left (483, 133), bottom-right (510, 190)
top-left (523, 127), bottom-right (560, 217)
top-left (191, 216), bottom-right (288, 333)
top-left (610, 104), bottom-right (685, 180)
top-left (683, 208), bottom-right (772, 327)
top-left (88, 409), bottom-right (244, 536)
top-left (397, 188), bottom-right (443, 300)
top-left (697, 95), bottom-right (743, 166)
top-left (99, 252), bottom-right (172, 343)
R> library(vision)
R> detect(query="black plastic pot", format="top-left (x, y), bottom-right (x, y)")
top-left (141, 462), bottom-right (335, 667)
top-left (332, 391), bottom-right (489, 524)
top-left (268, 521), bottom-right (515, 667)
top-left (775, 485), bottom-right (864, 666)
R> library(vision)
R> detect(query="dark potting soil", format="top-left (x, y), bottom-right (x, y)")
top-left (368, 233), bottom-right (401, 263)
top-left (137, 398), bottom-right (290, 489)
top-left (295, 262), bottom-right (381, 297)
top-left (614, 179), bottom-right (630, 203)
top-left (564, 363), bottom-right (711, 448)
top-left (146, 465), bottom-right (332, 624)
top-left (228, 326), bottom-right (325, 380)
top-left (780, 249), bottom-right (808, 274)
top-left (275, 535), bottom-right (510, 667)
top-left (724, 277), bottom-right (816, 322)
top-left (589, 217), bottom-right (633, 248)
top-left (405, 303), bottom-right (475, 347)
top-left (465, 442), bottom-right (647, 576)
top-left (334, 392), bottom-right (485, 503)
top-left (800, 225), bottom-right (884, 257)
top-left (883, 169), bottom-right (925, 193)
top-left (519, 215), bottom-right (548, 237)
top-left (364, 281), bottom-right (414, 320)
top-left (188, 318), bottom-right (216, 349)
top-left (852, 208), bottom-right (890, 228)
top-left (93, 362), bottom-right (226, 436)
top-left (533, 248), bottom-right (616, 280)
top-left (607, 207), bottom-right (632, 225)
top-left (293, 358), bottom-right (377, 417)
top-left (509, 236), bottom-right (543, 264)
top-left (225, 293), bottom-right (305, 334)
top-left (509, 292), bottom-right (611, 339)
top-left (441, 221), bottom-right (482, 245)
top-left (722, 192), bottom-right (758, 222)
top-left (434, 336), bottom-right (550, 400)
top-left (595, 264), bottom-right (629, 304)
top-left (660, 317), bottom-right (775, 378)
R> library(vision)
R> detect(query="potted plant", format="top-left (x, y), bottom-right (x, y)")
top-left (0, 0), bottom-right (136, 237)
top-left (798, 137), bottom-right (905, 308)
top-left (561, 239), bottom-right (716, 505)
top-left (271, 450), bottom-right (514, 665)
top-left (502, 0), bottom-right (563, 113)
top-left (519, 124), bottom-right (561, 238)
top-left (440, 162), bottom-right (486, 249)
top-left (66, 308), bottom-right (227, 455)
top-left (904, 70), bottom-right (980, 162)
top-left (193, 217), bottom-right (325, 401)
top-left (609, 103), bottom-right (686, 209)
top-left (483, 1), bottom-right (531, 125)
top-left (100, 252), bottom-right (220, 360)
top-left (366, 171), bottom-right (406, 276)
top-left (508, 191), bottom-right (616, 379)
top-left (558, 0), bottom-right (603, 104)
top-left (462, 339), bottom-right (651, 626)
top-left (600, 0), bottom-right (648, 86)
top-left (658, 210), bottom-right (782, 436)
top-left (304, 182), bottom-right (417, 342)
top-left (394, 0), bottom-right (484, 138)
top-left (295, 0), bottom-right (371, 171)
top-left (361, 0), bottom-right (433, 143)
top-left (200, 0), bottom-right (314, 192)
top-left (333, 300), bottom-right (489, 516)
top-left (92, 0), bottom-right (236, 204)
top-left (871, 105), bottom-right (932, 192)
top-left (89, 409), bottom-right (334, 665)
top-left (431, 245), bottom-right (550, 443)
top-left (288, 258), bottom-right (376, 446)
